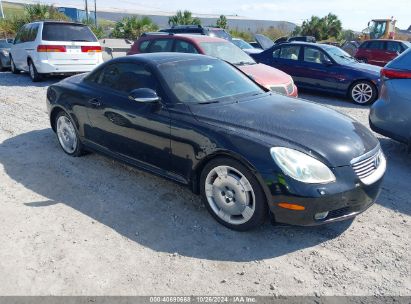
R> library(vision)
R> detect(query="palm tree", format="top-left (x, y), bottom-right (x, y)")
top-left (216, 15), bottom-right (228, 29)
top-left (323, 13), bottom-right (342, 40)
top-left (168, 10), bottom-right (201, 26)
top-left (111, 16), bottom-right (158, 40)
top-left (24, 4), bottom-right (68, 22)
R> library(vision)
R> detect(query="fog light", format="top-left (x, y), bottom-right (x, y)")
top-left (314, 211), bottom-right (329, 220)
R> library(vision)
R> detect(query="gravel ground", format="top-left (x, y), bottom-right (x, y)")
top-left (0, 71), bottom-right (410, 296)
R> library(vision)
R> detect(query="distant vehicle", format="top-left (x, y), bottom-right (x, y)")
top-left (251, 42), bottom-right (382, 104)
top-left (232, 38), bottom-right (263, 54)
top-left (9, 21), bottom-right (103, 82)
top-left (47, 53), bottom-right (385, 230)
top-left (288, 36), bottom-right (316, 43)
top-left (341, 40), bottom-right (360, 56)
top-left (0, 39), bottom-right (12, 71)
top-left (354, 39), bottom-right (410, 66)
top-left (159, 25), bottom-right (232, 41)
top-left (128, 33), bottom-right (298, 97)
top-left (369, 48), bottom-right (411, 149)
top-left (361, 18), bottom-right (397, 40)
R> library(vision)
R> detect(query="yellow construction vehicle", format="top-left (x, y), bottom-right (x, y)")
top-left (361, 18), bottom-right (397, 40)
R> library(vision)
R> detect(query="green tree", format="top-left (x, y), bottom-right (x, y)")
top-left (168, 10), bottom-right (201, 26)
top-left (299, 13), bottom-right (342, 40)
top-left (82, 19), bottom-right (105, 39)
top-left (111, 16), bottom-right (158, 40)
top-left (24, 3), bottom-right (68, 22)
top-left (216, 15), bottom-right (228, 29)
top-left (229, 28), bottom-right (252, 41)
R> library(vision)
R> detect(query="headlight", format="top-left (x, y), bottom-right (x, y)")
top-left (1, 50), bottom-right (9, 56)
top-left (270, 147), bottom-right (336, 184)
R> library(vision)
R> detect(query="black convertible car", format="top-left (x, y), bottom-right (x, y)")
top-left (47, 53), bottom-right (386, 231)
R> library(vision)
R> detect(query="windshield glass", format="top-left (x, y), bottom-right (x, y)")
top-left (325, 46), bottom-right (357, 64)
top-left (158, 58), bottom-right (264, 104)
top-left (199, 41), bottom-right (256, 65)
top-left (42, 23), bottom-right (97, 42)
top-left (208, 29), bottom-right (231, 40)
top-left (232, 39), bottom-right (253, 50)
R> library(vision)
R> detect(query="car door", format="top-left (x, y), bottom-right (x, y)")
top-left (267, 44), bottom-right (303, 84)
top-left (298, 46), bottom-right (341, 91)
top-left (82, 61), bottom-right (172, 171)
top-left (385, 41), bottom-right (402, 63)
top-left (367, 40), bottom-right (386, 66)
top-left (11, 25), bottom-right (29, 69)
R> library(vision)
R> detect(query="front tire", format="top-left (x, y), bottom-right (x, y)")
top-left (28, 60), bottom-right (43, 82)
top-left (349, 81), bottom-right (377, 105)
top-left (200, 157), bottom-right (267, 231)
top-left (55, 111), bottom-right (84, 157)
top-left (10, 57), bottom-right (20, 74)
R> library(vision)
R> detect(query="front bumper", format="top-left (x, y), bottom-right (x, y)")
top-left (260, 167), bottom-right (383, 226)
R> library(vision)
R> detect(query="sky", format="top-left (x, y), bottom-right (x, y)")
top-left (6, 0), bottom-right (411, 31)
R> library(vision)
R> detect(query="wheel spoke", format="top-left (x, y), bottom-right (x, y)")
top-left (242, 206), bottom-right (254, 221)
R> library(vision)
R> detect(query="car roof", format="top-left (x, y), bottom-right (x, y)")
top-left (362, 39), bottom-right (405, 43)
top-left (142, 33), bottom-right (228, 43)
top-left (120, 52), bottom-right (217, 65)
top-left (26, 20), bottom-right (85, 26)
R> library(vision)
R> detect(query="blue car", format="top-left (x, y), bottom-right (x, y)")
top-left (369, 48), bottom-right (411, 149)
top-left (251, 42), bottom-right (382, 105)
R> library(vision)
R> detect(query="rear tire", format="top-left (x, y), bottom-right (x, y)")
top-left (200, 157), bottom-right (267, 231)
top-left (349, 80), bottom-right (377, 105)
top-left (10, 57), bottom-right (20, 74)
top-left (28, 60), bottom-right (43, 82)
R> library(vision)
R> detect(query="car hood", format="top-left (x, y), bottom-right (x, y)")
top-left (347, 61), bottom-right (381, 75)
top-left (238, 63), bottom-right (292, 87)
top-left (190, 94), bottom-right (378, 167)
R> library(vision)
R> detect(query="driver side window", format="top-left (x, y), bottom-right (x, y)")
top-left (303, 47), bottom-right (331, 64)
top-left (87, 63), bottom-right (157, 94)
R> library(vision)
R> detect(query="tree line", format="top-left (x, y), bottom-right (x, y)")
top-left (1, 5), bottom-right (348, 43)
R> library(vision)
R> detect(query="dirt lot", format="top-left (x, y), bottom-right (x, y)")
top-left (0, 71), bottom-right (410, 296)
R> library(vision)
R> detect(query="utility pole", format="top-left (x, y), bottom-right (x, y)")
top-left (94, 0), bottom-right (97, 27)
top-left (85, 0), bottom-right (89, 23)
top-left (0, 0), bottom-right (5, 19)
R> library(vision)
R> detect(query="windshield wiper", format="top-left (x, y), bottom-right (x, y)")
top-left (233, 61), bottom-right (255, 66)
top-left (197, 100), bottom-right (220, 105)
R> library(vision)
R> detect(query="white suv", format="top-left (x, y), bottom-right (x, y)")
top-left (10, 21), bottom-right (103, 81)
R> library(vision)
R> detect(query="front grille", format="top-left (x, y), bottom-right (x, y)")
top-left (270, 86), bottom-right (287, 95)
top-left (286, 82), bottom-right (294, 94)
top-left (351, 147), bottom-right (385, 184)
top-left (326, 207), bottom-right (350, 219)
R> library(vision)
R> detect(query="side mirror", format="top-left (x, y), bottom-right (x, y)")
top-left (128, 88), bottom-right (160, 103)
top-left (322, 59), bottom-right (333, 66)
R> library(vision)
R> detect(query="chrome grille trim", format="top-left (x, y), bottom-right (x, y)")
top-left (351, 145), bottom-right (386, 185)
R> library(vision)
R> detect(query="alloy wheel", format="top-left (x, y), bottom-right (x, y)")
top-left (56, 115), bottom-right (78, 154)
top-left (204, 165), bottom-right (256, 225)
top-left (351, 82), bottom-right (373, 104)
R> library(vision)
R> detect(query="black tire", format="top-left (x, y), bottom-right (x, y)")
top-left (10, 57), bottom-right (20, 74)
top-left (0, 59), bottom-right (5, 71)
top-left (349, 80), bottom-right (377, 105)
top-left (54, 111), bottom-right (85, 157)
top-left (200, 157), bottom-right (268, 231)
top-left (28, 59), bottom-right (43, 82)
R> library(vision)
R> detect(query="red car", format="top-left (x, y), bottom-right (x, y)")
top-left (354, 39), bottom-right (410, 67)
top-left (127, 34), bottom-right (298, 97)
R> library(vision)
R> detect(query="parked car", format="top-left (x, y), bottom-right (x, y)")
top-left (159, 25), bottom-right (232, 41)
top-left (232, 38), bottom-right (263, 54)
top-left (47, 53), bottom-right (386, 230)
top-left (128, 34), bottom-right (298, 97)
top-left (369, 48), bottom-right (411, 148)
top-left (251, 42), bottom-right (382, 105)
top-left (341, 40), bottom-right (360, 57)
top-left (10, 21), bottom-right (103, 82)
top-left (0, 39), bottom-right (12, 70)
top-left (355, 39), bottom-right (410, 66)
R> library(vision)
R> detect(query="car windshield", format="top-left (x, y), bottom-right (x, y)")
top-left (199, 41), bottom-right (256, 65)
top-left (42, 23), bottom-right (97, 42)
top-left (158, 58), bottom-right (264, 104)
top-left (325, 46), bottom-right (357, 64)
top-left (208, 29), bottom-right (231, 40)
top-left (232, 39), bottom-right (254, 50)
